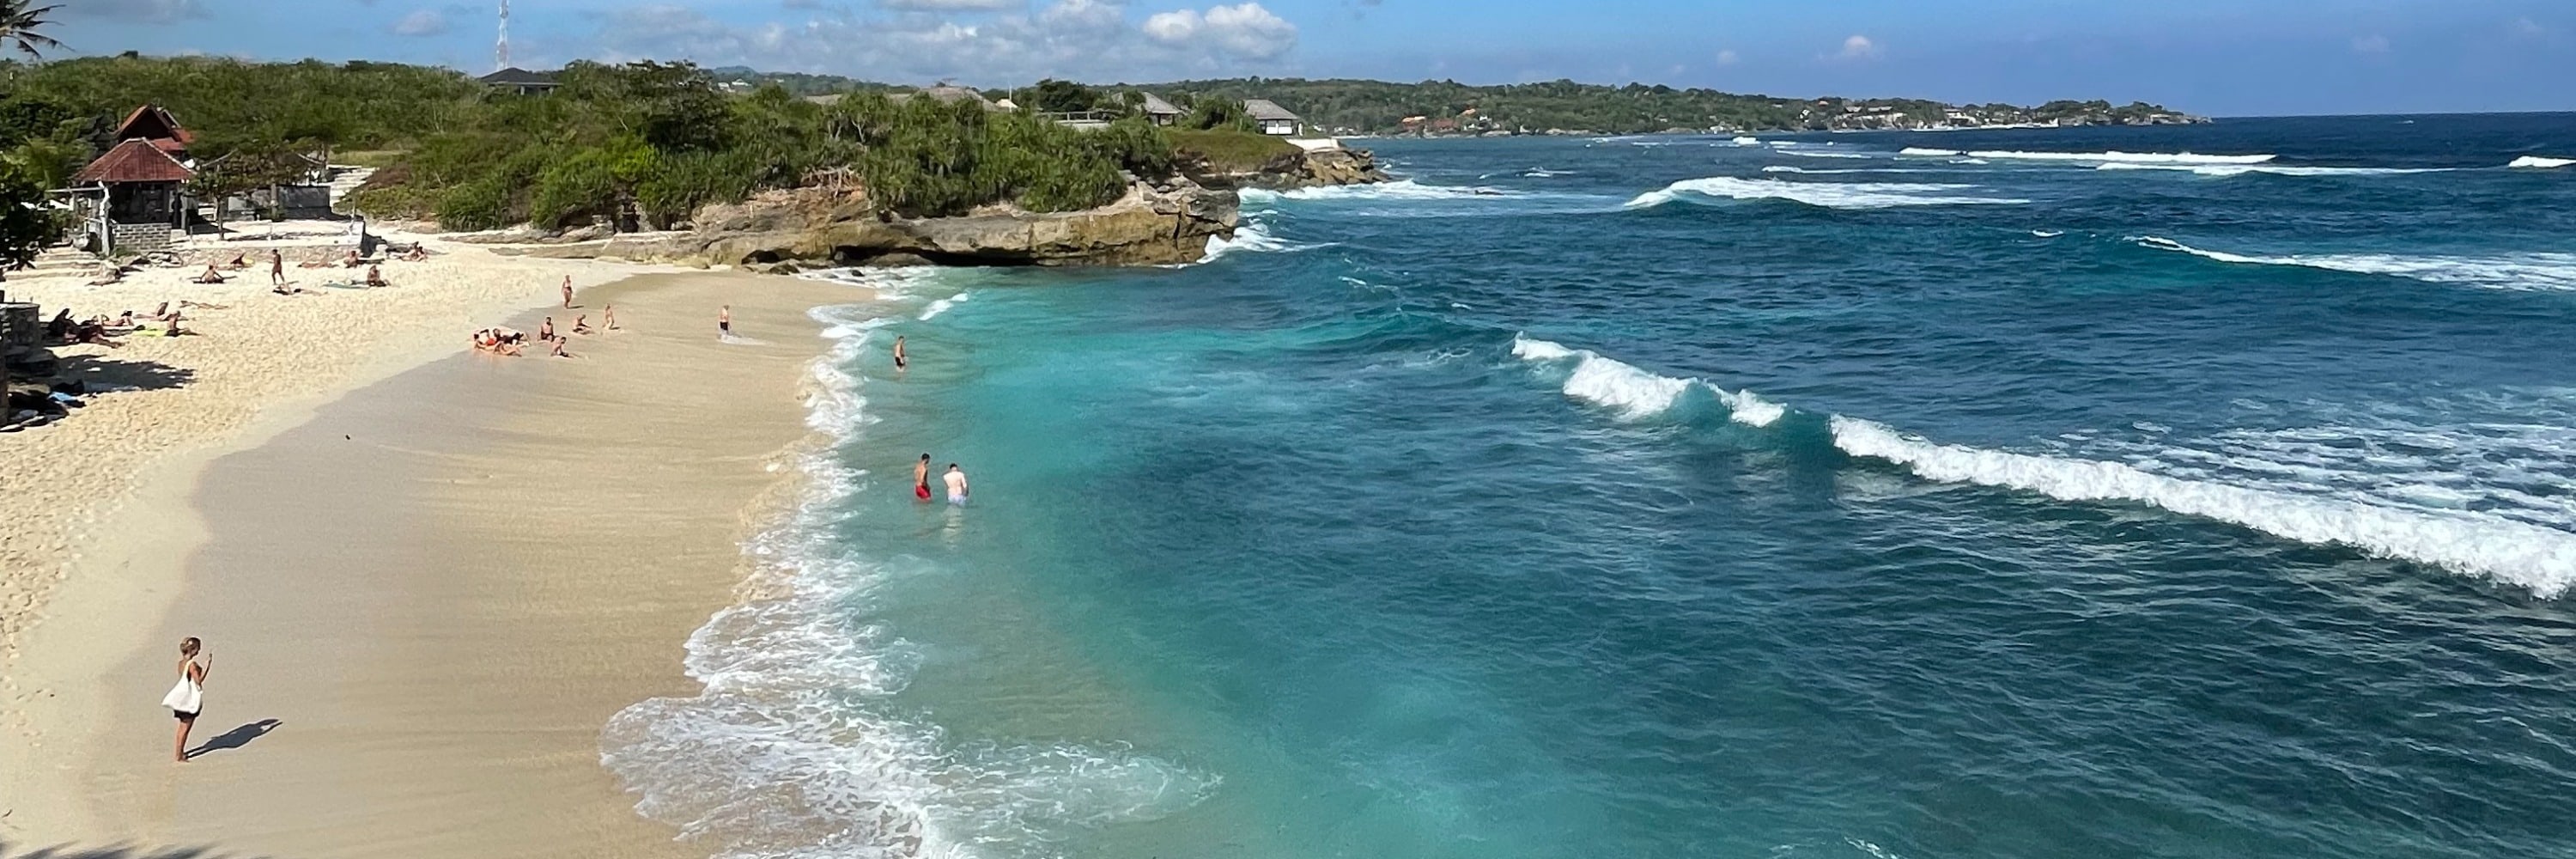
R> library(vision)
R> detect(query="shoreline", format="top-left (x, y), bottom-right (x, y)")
top-left (1, 259), bottom-right (873, 856)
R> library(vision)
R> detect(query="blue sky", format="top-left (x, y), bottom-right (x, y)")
top-left (52, 0), bottom-right (2576, 115)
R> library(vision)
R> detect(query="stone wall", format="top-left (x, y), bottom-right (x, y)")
top-left (108, 222), bottom-right (174, 254)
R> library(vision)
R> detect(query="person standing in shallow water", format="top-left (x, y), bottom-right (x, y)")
top-left (718, 305), bottom-right (732, 338)
top-left (893, 336), bottom-right (908, 371)
top-left (914, 454), bottom-right (933, 502)
top-left (162, 637), bottom-right (211, 763)
top-left (944, 463), bottom-right (969, 506)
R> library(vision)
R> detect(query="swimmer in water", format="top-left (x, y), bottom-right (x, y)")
top-left (914, 454), bottom-right (933, 502)
top-left (894, 336), bottom-right (908, 371)
top-left (943, 463), bottom-right (969, 507)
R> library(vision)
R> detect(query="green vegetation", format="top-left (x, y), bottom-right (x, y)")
top-left (1139, 78), bottom-right (2194, 135)
top-left (1168, 129), bottom-right (1296, 172)
top-left (0, 57), bottom-right (1212, 233)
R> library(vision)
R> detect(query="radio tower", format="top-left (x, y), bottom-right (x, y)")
top-left (495, 0), bottom-right (511, 71)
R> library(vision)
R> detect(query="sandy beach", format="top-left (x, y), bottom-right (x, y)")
top-left (1, 243), bottom-right (872, 857)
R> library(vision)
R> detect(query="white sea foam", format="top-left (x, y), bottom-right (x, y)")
top-left (917, 292), bottom-right (971, 320)
top-left (1246, 179), bottom-right (1498, 203)
top-left (1968, 149), bottom-right (2277, 165)
top-left (2135, 236), bottom-right (2576, 292)
top-left (2095, 162), bottom-right (2446, 177)
top-left (1732, 136), bottom-right (1761, 145)
top-left (1898, 147), bottom-right (1960, 157)
top-left (1830, 416), bottom-right (2576, 597)
top-left (2030, 229), bottom-right (2065, 238)
top-left (602, 305), bottom-right (1218, 859)
top-left (1626, 177), bottom-right (2028, 210)
top-left (2509, 155), bottom-right (2574, 169)
top-left (1782, 150), bottom-right (1875, 160)
top-left (1199, 219), bottom-right (1333, 262)
top-left (1510, 334), bottom-right (1783, 426)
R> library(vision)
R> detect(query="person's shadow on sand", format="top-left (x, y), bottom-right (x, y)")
top-left (185, 719), bottom-right (282, 760)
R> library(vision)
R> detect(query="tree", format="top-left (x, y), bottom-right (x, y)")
top-left (0, 156), bottom-right (52, 268)
top-left (0, 1), bottom-right (60, 61)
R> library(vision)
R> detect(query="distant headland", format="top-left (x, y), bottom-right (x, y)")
top-left (703, 69), bottom-right (2210, 137)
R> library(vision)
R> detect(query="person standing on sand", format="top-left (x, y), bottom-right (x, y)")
top-left (561, 276), bottom-right (574, 309)
top-left (268, 249), bottom-right (284, 287)
top-left (914, 454), bottom-right (933, 502)
top-left (605, 305), bottom-right (620, 330)
top-left (718, 305), bottom-right (732, 338)
top-left (944, 463), bottom-right (969, 507)
top-left (894, 336), bottom-right (908, 371)
top-left (162, 637), bottom-right (210, 763)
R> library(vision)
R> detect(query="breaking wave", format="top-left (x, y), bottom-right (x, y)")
top-left (1510, 335), bottom-right (1782, 426)
top-left (2135, 236), bottom-right (2576, 292)
top-left (601, 305), bottom-right (1219, 859)
top-left (1240, 179), bottom-right (1517, 203)
top-left (1965, 150), bottom-right (2278, 165)
top-left (1511, 336), bottom-right (2576, 597)
top-left (2096, 162), bottom-right (2448, 178)
top-left (1200, 220), bottom-right (1333, 262)
top-left (2509, 155), bottom-right (2573, 169)
top-left (1626, 177), bottom-right (2029, 210)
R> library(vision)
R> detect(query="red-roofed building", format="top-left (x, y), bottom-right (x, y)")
top-left (69, 107), bottom-right (203, 254)
top-left (112, 105), bottom-right (195, 160)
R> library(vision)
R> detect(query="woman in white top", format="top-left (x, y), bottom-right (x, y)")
top-left (162, 637), bottom-right (210, 763)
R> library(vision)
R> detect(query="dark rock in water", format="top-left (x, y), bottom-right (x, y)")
top-left (1192, 145), bottom-right (1393, 191)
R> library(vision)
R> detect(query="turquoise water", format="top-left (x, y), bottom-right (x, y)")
top-left (605, 115), bottom-right (2576, 859)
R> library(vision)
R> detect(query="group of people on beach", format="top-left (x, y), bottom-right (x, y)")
top-left (475, 277), bottom-right (615, 358)
top-left (45, 302), bottom-right (203, 345)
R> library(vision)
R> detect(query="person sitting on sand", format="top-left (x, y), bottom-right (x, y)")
top-left (45, 308), bottom-right (71, 340)
top-left (192, 265), bottom-right (227, 284)
top-left (549, 338), bottom-right (572, 358)
top-left (88, 264), bottom-right (123, 286)
top-left (538, 317), bottom-right (556, 342)
top-left (604, 305), bottom-right (619, 330)
top-left (398, 245), bottom-right (429, 262)
top-left (364, 265), bottom-right (387, 288)
top-left (70, 319), bottom-right (118, 346)
top-left (163, 309), bottom-right (188, 337)
top-left (572, 315), bottom-right (592, 335)
top-left (341, 249), bottom-right (362, 268)
top-left (143, 302), bottom-right (172, 320)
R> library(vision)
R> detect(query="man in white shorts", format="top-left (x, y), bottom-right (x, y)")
top-left (943, 463), bottom-right (969, 506)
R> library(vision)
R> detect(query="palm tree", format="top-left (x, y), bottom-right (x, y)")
top-left (0, 1), bottom-right (62, 60)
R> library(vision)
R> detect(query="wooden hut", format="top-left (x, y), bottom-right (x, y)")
top-left (69, 138), bottom-right (194, 255)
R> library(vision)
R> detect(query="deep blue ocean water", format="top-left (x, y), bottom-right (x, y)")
top-left (604, 114), bottom-right (2576, 859)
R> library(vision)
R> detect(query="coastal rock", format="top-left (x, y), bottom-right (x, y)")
top-left (517, 180), bottom-right (1240, 269)
top-left (1193, 146), bottom-right (1391, 191)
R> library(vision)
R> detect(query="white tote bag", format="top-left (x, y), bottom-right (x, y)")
top-left (161, 675), bottom-right (202, 715)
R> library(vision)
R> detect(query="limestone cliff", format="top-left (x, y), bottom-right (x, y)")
top-left (1187, 145), bottom-right (1391, 192)
top-left (505, 180), bottom-right (1237, 270)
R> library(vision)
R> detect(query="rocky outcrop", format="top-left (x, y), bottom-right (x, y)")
top-left (504, 180), bottom-right (1238, 269)
top-left (1188, 145), bottom-right (1390, 192)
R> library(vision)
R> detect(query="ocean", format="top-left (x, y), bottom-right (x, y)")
top-left (602, 114), bottom-right (2576, 859)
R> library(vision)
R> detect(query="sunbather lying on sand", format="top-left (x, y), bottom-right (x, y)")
top-left (179, 300), bottom-right (228, 310)
top-left (398, 245), bottom-right (430, 262)
top-left (88, 265), bottom-right (122, 286)
top-left (144, 302), bottom-right (173, 320)
top-left (272, 283), bottom-right (308, 295)
top-left (192, 265), bottom-right (227, 284)
top-left (572, 315), bottom-right (592, 335)
top-left (223, 253), bottom-right (249, 270)
top-left (364, 265), bottom-right (388, 288)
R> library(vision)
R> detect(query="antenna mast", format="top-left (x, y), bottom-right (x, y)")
top-left (496, 0), bottom-right (511, 71)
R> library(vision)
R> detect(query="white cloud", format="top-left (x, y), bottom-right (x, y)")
top-left (393, 9), bottom-right (451, 37)
top-left (60, 0), bottom-right (205, 23)
top-left (1142, 3), bottom-right (1297, 59)
top-left (2349, 34), bottom-right (2388, 53)
top-left (881, 0), bottom-right (1023, 9)
top-left (1834, 34), bottom-right (1879, 60)
top-left (2510, 17), bottom-right (2549, 39)
top-left (590, 0), bottom-right (1299, 82)
top-left (1715, 48), bottom-right (1739, 65)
